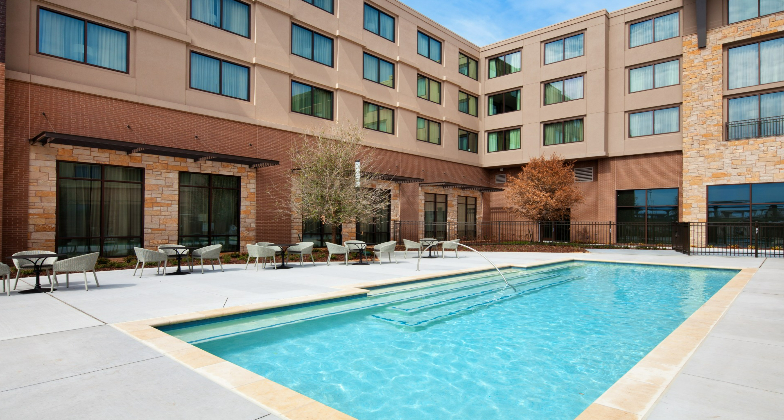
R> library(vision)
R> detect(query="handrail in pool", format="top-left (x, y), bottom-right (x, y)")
top-left (417, 241), bottom-right (517, 292)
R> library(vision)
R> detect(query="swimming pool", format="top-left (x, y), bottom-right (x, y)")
top-left (161, 261), bottom-right (739, 420)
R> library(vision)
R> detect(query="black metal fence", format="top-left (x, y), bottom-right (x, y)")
top-left (684, 222), bottom-right (784, 257)
top-left (726, 116), bottom-right (784, 141)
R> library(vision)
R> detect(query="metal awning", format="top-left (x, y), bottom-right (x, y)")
top-left (420, 181), bottom-right (504, 193)
top-left (30, 132), bottom-right (279, 168)
top-left (373, 174), bottom-right (425, 184)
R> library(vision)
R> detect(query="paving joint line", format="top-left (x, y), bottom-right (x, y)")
top-left (707, 335), bottom-right (784, 348)
top-left (0, 324), bottom-right (105, 343)
top-left (45, 293), bottom-right (107, 324)
top-left (682, 373), bottom-right (784, 395)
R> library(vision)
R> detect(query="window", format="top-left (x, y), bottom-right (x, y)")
top-left (364, 4), bottom-right (394, 41)
top-left (357, 190), bottom-right (391, 243)
top-left (728, 37), bottom-right (784, 90)
top-left (363, 102), bottom-right (394, 134)
top-left (457, 196), bottom-right (477, 239)
top-left (302, 0), bottom-right (333, 14)
top-left (363, 53), bottom-right (394, 87)
top-left (544, 76), bottom-right (584, 105)
top-left (459, 91), bottom-right (478, 117)
top-left (417, 74), bottom-right (441, 104)
top-left (38, 8), bottom-right (128, 73)
top-left (417, 117), bottom-right (441, 144)
top-left (190, 0), bottom-right (250, 37)
top-left (729, 0), bottom-right (784, 24)
top-left (417, 31), bottom-right (442, 63)
top-left (629, 107), bottom-right (679, 137)
top-left (616, 188), bottom-right (678, 244)
top-left (458, 129), bottom-right (478, 153)
top-left (56, 162), bottom-right (143, 257)
top-left (544, 34), bottom-right (584, 64)
top-left (727, 91), bottom-right (784, 140)
top-left (459, 53), bottom-right (478, 80)
top-left (190, 52), bottom-right (250, 100)
top-left (487, 128), bottom-right (521, 152)
top-left (179, 173), bottom-right (240, 252)
top-left (488, 90), bottom-right (520, 116)
top-left (291, 81), bottom-right (333, 119)
top-left (630, 12), bottom-right (679, 48)
top-left (291, 24), bottom-right (333, 67)
top-left (629, 60), bottom-right (679, 92)
top-left (488, 51), bottom-right (521, 78)
top-left (544, 119), bottom-right (584, 145)
top-left (707, 183), bottom-right (784, 246)
top-left (425, 193), bottom-right (447, 240)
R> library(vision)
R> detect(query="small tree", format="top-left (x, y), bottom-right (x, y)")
top-left (504, 155), bottom-right (583, 221)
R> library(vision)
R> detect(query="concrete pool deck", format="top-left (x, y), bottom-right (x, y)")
top-left (0, 251), bottom-right (781, 419)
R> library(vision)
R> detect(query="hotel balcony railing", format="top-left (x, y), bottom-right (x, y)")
top-left (726, 116), bottom-right (784, 140)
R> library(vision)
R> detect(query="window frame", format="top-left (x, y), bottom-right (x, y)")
top-left (363, 101), bottom-right (395, 134)
top-left (707, 182), bottom-right (784, 218)
top-left (459, 52), bottom-right (479, 80)
top-left (36, 6), bottom-right (131, 74)
top-left (616, 188), bottom-right (679, 244)
top-left (189, 0), bottom-right (251, 38)
top-left (543, 74), bottom-right (585, 106)
top-left (178, 172), bottom-right (242, 252)
top-left (189, 51), bottom-right (251, 101)
top-left (417, 31), bottom-right (442, 63)
top-left (628, 11), bottom-right (680, 49)
top-left (417, 74), bottom-right (442, 104)
top-left (363, 3), bottom-right (395, 42)
top-left (487, 51), bottom-right (522, 79)
top-left (727, 36), bottom-right (784, 91)
top-left (458, 91), bottom-right (478, 117)
top-left (290, 80), bottom-right (334, 120)
top-left (487, 89), bottom-right (521, 116)
top-left (487, 128), bottom-right (521, 153)
top-left (301, 0), bottom-right (334, 14)
top-left (458, 128), bottom-right (479, 153)
top-left (628, 58), bottom-right (681, 93)
top-left (543, 32), bottom-right (585, 65)
top-left (416, 117), bottom-right (441, 145)
top-left (727, 0), bottom-right (784, 24)
top-left (291, 23), bottom-right (335, 67)
top-left (543, 117), bottom-right (585, 146)
top-left (627, 106), bottom-right (681, 138)
top-left (363, 52), bottom-right (395, 88)
top-left (725, 89), bottom-right (784, 140)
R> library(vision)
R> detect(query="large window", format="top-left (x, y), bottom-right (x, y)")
top-left (629, 60), bottom-right (680, 92)
top-left (544, 76), bottom-right (584, 105)
top-left (728, 37), bottom-right (784, 90)
top-left (417, 74), bottom-right (441, 104)
top-left (488, 128), bottom-right (521, 152)
top-left (56, 162), bottom-right (143, 257)
top-left (179, 173), bottom-right (240, 252)
top-left (191, 0), bottom-right (250, 37)
top-left (544, 34), bottom-right (584, 64)
top-left (458, 129), bottom-right (478, 153)
top-left (292, 24), bottom-right (333, 67)
top-left (303, 219), bottom-right (342, 247)
top-left (357, 190), bottom-right (391, 243)
top-left (459, 91), bottom-right (478, 117)
top-left (302, 0), bottom-right (333, 14)
top-left (729, 0), bottom-right (784, 24)
top-left (707, 183), bottom-right (784, 247)
top-left (190, 52), bottom-right (250, 100)
top-left (630, 12), bottom-right (679, 48)
top-left (544, 119), bottom-right (584, 145)
top-left (291, 81), bottom-right (333, 119)
top-left (364, 4), bottom-right (394, 41)
top-left (488, 51), bottom-right (521, 78)
top-left (38, 8), bottom-right (128, 73)
top-left (417, 117), bottom-right (441, 144)
top-left (616, 188), bottom-right (678, 244)
top-left (459, 53), bottom-right (478, 80)
top-left (363, 102), bottom-right (394, 134)
top-left (629, 107), bottom-right (680, 137)
top-left (425, 193), bottom-right (447, 240)
top-left (488, 90), bottom-right (520, 115)
top-left (417, 31), bottom-right (442, 63)
top-left (363, 53), bottom-right (394, 88)
top-left (457, 196), bottom-right (477, 239)
top-left (727, 91), bottom-right (784, 140)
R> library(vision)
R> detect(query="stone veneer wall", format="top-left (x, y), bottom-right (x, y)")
top-left (29, 144), bottom-right (256, 251)
top-left (682, 15), bottom-right (784, 222)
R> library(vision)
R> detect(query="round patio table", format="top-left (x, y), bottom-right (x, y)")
top-left (159, 246), bottom-right (196, 275)
top-left (270, 244), bottom-right (298, 269)
top-left (419, 238), bottom-right (439, 258)
top-left (10, 253), bottom-right (65, 294)
top-left (346, 241), bottom-right (376, 265)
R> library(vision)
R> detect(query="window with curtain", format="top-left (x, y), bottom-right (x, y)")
top-left (544, 76), bottom-right (584, 105)
top-left (56, 162), bottom-right (143, 257)
top-left (291, 81), bottom-right (333, 119)
top-left (458, 91), bottom-right (478, 117)
top-left (190, 52), bottom-right (249, 100)
top-left (628, 107), bottom-right (679, 137)
top-left (363, 102), bottom-right (394, 134)
top-left (629, 59), bottom-right (680, 92)
top-left (616, 188), bottom-right (678, 244)
top-left (488, 90), bottom-right (520, 116)
top-left (544, 34), bottom-right (584, 65)
top-left (302, 0), bottom-right (334, 13)
top-left (179, 173), bottom-right (241, 252)
top-left (630, 12), bottom-right (679, 48)
top-left (457, 196), bottom-right (477, 239)
top-left (363, 53), bottom-right (394, 88)
top-left (543, 119), bottom-right (584, 145)
top-left (487, 128), bottom-right (521, 152)
top-left (417, 117), bottom-right (441, 144)
top-left (292, 24), bottom-right (333, 67)
top-left (727, 91), bottom-right (784, 140)
top-left (459, 53), bottom-right (479, 80)
top-left (364, 4), bottom-right (394, 41)
top-left (417, 31), bottom-right (442, 63)
top-left (488, 51), bottom-right (521, 79)
top-left (458, 129), bottom-right (479, 153)
top-left (728, 37), bottom-right (784, 90)
top-left (417, 74), bottom-right (441, 104)
top-left (424, 193), bottom-right (448, 240)
top-left (729, 0), bottom-right (784, 24)
top-left (191, 0), bottom-right (250, 37)
top-left (38, 8), bottom-right (128, 73)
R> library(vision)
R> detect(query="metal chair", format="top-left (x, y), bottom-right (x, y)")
top-left (190, 244), bottom-right (223, 274)
top-left (53, 252), bottom-right (100, 291)
top-left (133, 248), bottom-right (168, 277)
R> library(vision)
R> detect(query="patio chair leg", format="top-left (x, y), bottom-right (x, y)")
top-left (93, 271), bottom-right (100, 287)
top-left (327, 254), bottom-right (331, 266)
top-left (272, 255), bottom-right (276, 269)
top-left (133, 261), bottom-right (140, 276)
top-left (344, 254), bottom-right (348, 265)
top-left (13, 271), bottom-right (20, 290)
top-left (51, 272), bottom-right (56, 292)
top-left (311, 254), bottom-right (315, 265)
top-left (245, 256), bottom-right (251, 270)
top-left (140, 265), bottom-right (144, 278)
top-left (218, 258), bottom-right (224, 272)
top-left (163, 260), bottom-right (167, 276)
top-left (84, 271), bottom-right (89, 291)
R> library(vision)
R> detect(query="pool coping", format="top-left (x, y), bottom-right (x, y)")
top-left (111, 258), bottom-right (755, 420)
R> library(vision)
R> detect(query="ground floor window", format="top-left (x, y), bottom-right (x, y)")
top-left (424, 193), bottom-right (447, 240)
top-left (179, 172), bottom-right (240, 252)
top-left (707, 182), bottom-right (784, 247)
top-left (302, 220), bottom-right (342, 247)
top-left (457, 196), bottom-right (477, 239)
top-left (56, 162), bottom-right (143, 257)
top-left (357, 190), bottom-right (391, 243)
top-left (616, 188), bottom-right (678, 244)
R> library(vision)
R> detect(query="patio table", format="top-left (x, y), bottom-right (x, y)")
top-left (419, 238), bottom-right (439, 258)
top-left (159, 246), bottom-right (196, 275)
top-left (345, 241), bottom-right (376, 265)
top-left (270, 244), bottom-right (298, 269)
top-left (10, 253), bottom-right (65, 294)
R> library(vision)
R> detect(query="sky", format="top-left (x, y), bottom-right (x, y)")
top-left (399, 0), bottom-right (646, 46)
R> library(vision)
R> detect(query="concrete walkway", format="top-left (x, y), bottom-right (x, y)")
top-left (0, 251), bottom-right (778, 419)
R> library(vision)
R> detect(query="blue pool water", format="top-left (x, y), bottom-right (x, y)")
top-left (161, 262), bottom-right (738, 420)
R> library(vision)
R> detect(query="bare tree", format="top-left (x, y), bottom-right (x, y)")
top-left (504, 155), bottom-right (583, 221)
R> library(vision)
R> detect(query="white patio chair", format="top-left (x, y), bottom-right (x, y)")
top-left (256, 242), bottom-right (282, 254)
top-left (245, 244), bottom-right (277, 271)
top-left (190, 244), bottom-right (223, 274)
top-left (288, 242), bottom-right (315, 266)
top-left (402, 239), bottom-right (422, 258)
top-left (12, 250), bottom-right (56, 290)
top-left (0, 263), bottom-right (11, 296)
top-left (52, 252), bottom-right (100, 291)
top-left (325, 242), bottom-right (349, 266)
top-left (441, 239), bottom-right (461, 258)
top-left (133, 247), bottom-right (168, 277)
top-left (373, 241), bottom-right (398, 264)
